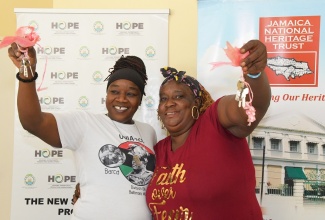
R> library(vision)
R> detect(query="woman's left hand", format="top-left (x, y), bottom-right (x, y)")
top-left (240, 40), bottom-right (267, 75)
top-left (71, 183), bottom-right (80, 205)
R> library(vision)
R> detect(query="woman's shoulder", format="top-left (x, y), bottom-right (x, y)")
top-left (155, 136), bottom-right (170, 147)
top-left (54, 109), bottom-right (99, 117)
top-left (54, 110), bottom-right (107, 125)
top-left (134, 120), bottom-right (158, 145)
top-left (134, 120), bottom-right (155, 131)
top-left (198, 99), bottom-right (219, 122)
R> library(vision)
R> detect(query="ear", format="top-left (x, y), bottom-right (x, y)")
top-left (139, 96), bottom-right (143, 106)
top-left (194, 97), bottom-right (202, 108)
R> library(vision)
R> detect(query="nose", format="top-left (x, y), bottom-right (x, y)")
top-left (165, 101), bottom-right (175, 108)
top-left (164, 98), bottom-right (175, 108)
top-left (116, 93), bottom-right (127, 102)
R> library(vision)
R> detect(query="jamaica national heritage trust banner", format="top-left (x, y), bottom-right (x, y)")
top-left (198, 0), bottom-right (325, 219)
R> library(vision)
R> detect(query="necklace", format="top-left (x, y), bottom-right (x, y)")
top-left (110, 117), bottom-right (144, 143)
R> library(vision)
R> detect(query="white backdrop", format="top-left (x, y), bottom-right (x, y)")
top-left (11, 8), bottom-right (168, 219)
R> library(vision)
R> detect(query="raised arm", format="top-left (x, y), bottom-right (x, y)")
top-left (218, 40), bottom-right (271, 137)
top-left (8, 43), bottom-right (62, 147)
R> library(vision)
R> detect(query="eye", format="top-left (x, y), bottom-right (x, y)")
top-left (159, 96), bottom-right (167, 103)
top-left (175, 95), bottom-right (184, 99)
top-left (126, 92), bottom-right (137, 97)
top-left (110, 90), bottom-right (119, 95)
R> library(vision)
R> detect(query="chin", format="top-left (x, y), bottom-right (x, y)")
top-left (164, 125), bottom-right (177, 132)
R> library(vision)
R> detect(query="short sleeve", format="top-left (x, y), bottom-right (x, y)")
top-left (53, 110), bottom-right (89, 150)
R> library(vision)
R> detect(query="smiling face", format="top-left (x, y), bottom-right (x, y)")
top-left (158, 80), bottom-right (199, 135)
top-left (106, 79), bottom-right (142, 124)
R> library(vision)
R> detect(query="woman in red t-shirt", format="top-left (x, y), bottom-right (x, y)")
top-left (146, 40), bottom-right (271, 220)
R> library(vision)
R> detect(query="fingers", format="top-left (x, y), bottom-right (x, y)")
top-left (71, 196), bottom-right (78, 205)
top-left (240, 40), bottom-right (267, 74)
top-left (8, 43), bottom-right (22, 68)
top-left (243, 52), bottom-right (267, 74)
top-left (13, 43), bottom-right (33, 58)
top-left (8, 43), bottom-right (26, 60)
top-left (26, 46), bottom-right (37, 69)
top-left (8, 43), bottom-right (37, 70)
top-left (71, 183), bottom-right (81, 205)
top-left (240, 40), bottom-right (259, 53)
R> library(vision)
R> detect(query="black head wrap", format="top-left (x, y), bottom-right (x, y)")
top-left (106, 68), bottom-right (146, 96)
top-left (160, 67), bottom-right (202, 98)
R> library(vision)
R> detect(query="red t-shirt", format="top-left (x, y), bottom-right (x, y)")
top-left (146, 100), bottom-right (262, 220)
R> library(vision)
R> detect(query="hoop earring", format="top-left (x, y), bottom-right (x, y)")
top-left (192, 106), bottom-right (199, 120)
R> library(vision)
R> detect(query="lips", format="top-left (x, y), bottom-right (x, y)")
top-left (164, 111), bottom-right (179, 117)
top-left (114, 106), bottom-right (128, 112)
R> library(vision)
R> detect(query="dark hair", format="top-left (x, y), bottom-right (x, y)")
top-left (159, 67), bottom-right (214, 115)
top-left (199, 85), bottom-right (214, 115)
top-left (105, 55), bottom-right (148, 85)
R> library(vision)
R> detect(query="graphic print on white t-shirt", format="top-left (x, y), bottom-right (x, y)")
top-left (98, 141), bottom-right (155, 186)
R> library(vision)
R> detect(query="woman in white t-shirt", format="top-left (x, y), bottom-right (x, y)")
top-left (8, 43), bottom-right (157, 220)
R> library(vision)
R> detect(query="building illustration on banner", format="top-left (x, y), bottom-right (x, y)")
top-left (250, 111), bottom-right (325, 218)
top-left (251, 111), bottom-right (325, 183)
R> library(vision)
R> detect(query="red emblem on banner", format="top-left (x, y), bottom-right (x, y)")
top-left (260, 16), bottom-right (320, 87)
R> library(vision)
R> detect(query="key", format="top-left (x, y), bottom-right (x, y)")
top-left (235, 80), bottom-right (245, 106)
top-left (240, 87), bottom-right (249, 108)
top-left (20, 58), bottom-right (34, 77)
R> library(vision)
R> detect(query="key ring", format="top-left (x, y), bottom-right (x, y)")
top-left (17, 43), bottom-right (34, 77)
top-left (19, 57), bottom-right (34, 77)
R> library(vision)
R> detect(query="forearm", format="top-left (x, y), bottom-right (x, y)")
top-left (16, 72), bottom-right (43, 133)
top-left (10, 45), bottom-right (61, 147)
top-left (224, 39), bottom-right (270, 136)
top-left (221, 72), bottom-right (270, 137)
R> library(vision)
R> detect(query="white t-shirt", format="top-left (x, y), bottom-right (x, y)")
top-left (53, 111), bottom-right (157, 220)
